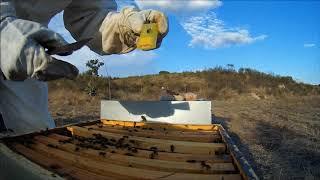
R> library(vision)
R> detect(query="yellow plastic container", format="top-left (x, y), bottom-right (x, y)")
top-left (137, 23), bottom-right (158, 51)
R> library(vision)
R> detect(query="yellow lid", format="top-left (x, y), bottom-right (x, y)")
top-left (137, 23), bottom-right (158, 51)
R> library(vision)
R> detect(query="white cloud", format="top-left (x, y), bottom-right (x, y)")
top-left (182, 12), bottom-right (267, 48)
top-left (303, 43), bottom-right (316, 48)
top-left (134, 0), bottom-right (266, 49)
top-left (135, 0), bottom-right (222, 12)
top-left (103, 51), bottom-right (158, 77)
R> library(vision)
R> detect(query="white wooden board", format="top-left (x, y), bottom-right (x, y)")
top-left (101, 101), bottom-right (212, 124)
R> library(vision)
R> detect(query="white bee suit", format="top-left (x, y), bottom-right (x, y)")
top-left (0, 0), bottom-right (168, 135)
top-left (0, 78), bottom-right (55, 135)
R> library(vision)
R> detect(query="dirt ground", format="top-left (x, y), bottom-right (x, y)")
top-left (49, 93), bottom-right (320, 179)
top-left (213, 95), bottom-right (320, 179)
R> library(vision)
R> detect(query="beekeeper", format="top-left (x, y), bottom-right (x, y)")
top-left (0, 0), bottom-right (168, 135)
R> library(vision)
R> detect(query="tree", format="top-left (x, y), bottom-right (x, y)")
top-left (159, 71), bottom-right (170, 75)
top-left (226, 64), bottom-right (235, 72)
top-left (84, 59), bottom-right (104, 96)
top-left (85, 59), bottom-right (104, 77)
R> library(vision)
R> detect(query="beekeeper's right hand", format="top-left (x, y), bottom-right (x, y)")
top-left (0, 1), bottom-right (78, 81)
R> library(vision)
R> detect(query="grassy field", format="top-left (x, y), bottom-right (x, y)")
top-left (48, 69), bottom-right (320, 179)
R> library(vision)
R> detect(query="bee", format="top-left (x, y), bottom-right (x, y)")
top-left (131, 148), bottom-right (138, 153)
top-left (133, 129), bottom-right (138, 132)
top-left (99, 152), bottom-right (106, 157)
top-left (49, 164), bottom-right (61, 170)
top-left (47, 144), bottom-right (58, 148)
top-left (186, 160), bottom-right (197, 163)
top-left (93, 146), bottom-right (102, 150)
top-left (170, 145), bottom-right (175, 152)
top-left (75, 136), bottom-right (85, 142)
top-left (141, 116), bottom-right (147, 122)
top-left (133, 122), bottom-right (136, 128)
top-left (21, 136), bottom-right (35, 148)
top-left (93, 133), bottom-right (102, 138)
top-left (87, 128), bottom-right (93, 131)
top-left (149, 152), bottom-right (155, 159)
top-left (148, 128), bottom-right (154, 131)
top-left (102, 144), bottom-right (109, 148)
top-left (123, 135), bottom-right (129, 138)
top-left (117, 138), bottom-right (125, 147)
top-left (123, 143), bottom-right (130, 149)
top-left (163, 128), bottom-right (166, 131)
top-left (149, 148), bottom-right (158, 159)
top-left (58, 140), bottom-right (67, 144)
top-left (200, 161), bottom-right (211, 170)
top-left (74, 147), bottom-right (80, 152)
top-left (40, 128), bottom-right (50, 136)
top-left (150, 147), bottom-right (158, 151)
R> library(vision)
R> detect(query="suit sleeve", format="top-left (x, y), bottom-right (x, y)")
top-left (63, 0), bottom-right (138, 55)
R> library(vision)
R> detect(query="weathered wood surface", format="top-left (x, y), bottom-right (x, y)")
top-left (2, 120), bottom-right (255, 180)
top-left (101, 119), bottom-right (219, 131)
top-left (84, 124), bottom-right (221, 143)
top-left (12, 142), bottom-right (241, 180)
top-left (34, 135), bottom-right (235, 174)
top-left (48, 133), bottom-right (232, 163)
top-left (68, 126), bottom-right (226, 154)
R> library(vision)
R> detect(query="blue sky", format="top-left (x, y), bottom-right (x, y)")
top-left (48, 0), bottom-right (320, 84)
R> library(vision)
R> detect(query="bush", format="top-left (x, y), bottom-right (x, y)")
top-left (159, 71), bottom-right (170, 74)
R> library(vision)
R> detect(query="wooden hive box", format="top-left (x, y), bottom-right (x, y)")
top-left (0, 120), bottom-right (258, 180)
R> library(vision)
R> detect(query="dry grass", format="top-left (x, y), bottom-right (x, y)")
top-left (48, 67), bottom-right (320, 101)
top-left (213, 95), bottom-right (320, 179)
top-left (49, 89), bottom-right (100, 126)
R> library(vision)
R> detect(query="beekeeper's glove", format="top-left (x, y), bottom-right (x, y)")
top-left (0, 1), bottom-right (78, 81)
top-left (96, 7), bottom-right (168, 54)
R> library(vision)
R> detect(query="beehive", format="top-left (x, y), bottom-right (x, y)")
top-left (1, 120), bottom-right (258, 180)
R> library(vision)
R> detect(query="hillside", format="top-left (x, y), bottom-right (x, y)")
top-left (48, 67), bottom-right (320, 101)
